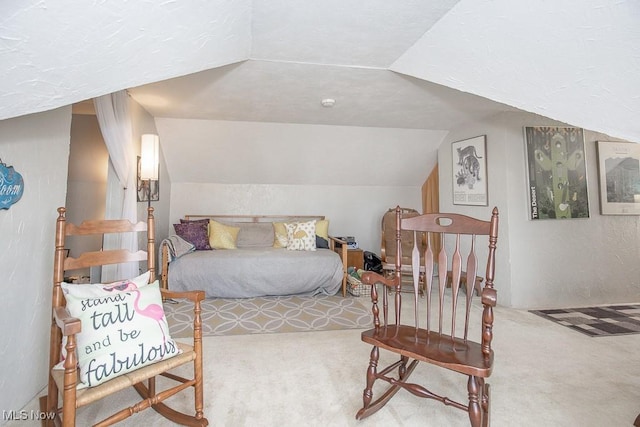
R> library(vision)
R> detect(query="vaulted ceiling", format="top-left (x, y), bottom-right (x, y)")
top-left (127, 0), bottom-right (516, 131)
top-left (2, 0), bottom-right (639, 184)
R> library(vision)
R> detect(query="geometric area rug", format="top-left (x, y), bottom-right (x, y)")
top-left (529, 304), bottom-right (640, 337)
top-left (164, 294), bottom-right (372, 338)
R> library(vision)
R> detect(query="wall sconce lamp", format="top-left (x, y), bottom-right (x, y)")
top-left (137, 134), bottom-right (160, 208)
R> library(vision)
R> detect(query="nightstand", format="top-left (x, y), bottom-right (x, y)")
top-left (344, 248), bottom-right (364, 270)
top-left (330, 240), bottom-right (364, 296)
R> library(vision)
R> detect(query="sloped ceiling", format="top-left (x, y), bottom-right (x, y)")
top-left (127, 0), bottom-right (516, 133)
top-left (129, 60), bottom-right (514, 130)
top-left (1, 0), bottom-right (639, 186)
top-left (0, 0), bottom-right (252, 120)
top-left (392, 0), bottom-right (640, 144)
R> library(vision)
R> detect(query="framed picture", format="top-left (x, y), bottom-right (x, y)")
top-left (596, 141), bottom-right (640, 215)
top-left (136, 156), bottom-right (159, 203)
top-left (452, 135), bottom-right (488, 206)
top-left (524, 126), bottom-right (589, 220)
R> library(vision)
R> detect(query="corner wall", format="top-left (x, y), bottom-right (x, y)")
top-left (0, 107), bottom-right (71, 419)
top-left (65, 114), bottom-right (109, 274)
top-left (439, 111), bottom-right (640, 309)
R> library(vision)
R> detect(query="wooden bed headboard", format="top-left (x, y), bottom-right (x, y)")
top-left (184, 214), bottom-right (325, 223)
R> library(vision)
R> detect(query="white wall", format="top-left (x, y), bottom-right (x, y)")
top-left (440, 111), bottom-right (640, 309)
top-left (159, 119), bottom-right (441, 253)
top-left (438, 115), bottom-right (513, 306)
top-left (169, 183), bottom-right (421, 254)
top-left (155, 119), bottom-right (446, 187)
top-left (65, 114), bottom-right (109, 275)
top-left (0, 107), bottom-right (71, 419)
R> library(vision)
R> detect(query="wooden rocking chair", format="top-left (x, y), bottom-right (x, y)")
top-left (380, 207), bottom-right (423, 287)
top-left (356, 206), bottom-right (499, 426)
top-left (40, 207), bottom-right (208, 426)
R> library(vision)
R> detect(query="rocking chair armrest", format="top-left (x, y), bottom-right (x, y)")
top-left (360, 271), bottom-right (398, 288)
top-left (53, 307), bottom-right (82, 336)
top-left (160, 289), bottom-right (206, 303)
top-left (160, 289), bottom-right (205, 348)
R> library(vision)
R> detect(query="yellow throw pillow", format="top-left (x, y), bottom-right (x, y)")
top-left (285, 220), bottom-right (317, 251)
top-left (209, 220), bottom-right (240, 249)
top-left (315, 219), bottom-right (329, 240)
top-left (273, 222), bottom-right (289, 248)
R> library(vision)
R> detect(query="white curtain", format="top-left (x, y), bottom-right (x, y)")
top-left (93, 91), bottom-right (139, 281)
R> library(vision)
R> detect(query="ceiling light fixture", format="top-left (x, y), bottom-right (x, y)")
top-left (321, 98), bottom-right (336, 108)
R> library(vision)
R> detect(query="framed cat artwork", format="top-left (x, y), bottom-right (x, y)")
top-left (452, 135), bottom-right (488, 206)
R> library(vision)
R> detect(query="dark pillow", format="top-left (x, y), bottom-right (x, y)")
top-left (173, 222), bottom-right (211, 250)
top-left (180, 218), bottom-right (210, 226)
top-left (316, 235), bottom-right (329, 249)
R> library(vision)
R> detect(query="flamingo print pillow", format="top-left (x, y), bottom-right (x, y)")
top-left (60, 278), bottom-right (180, 388)
top-left (284, 220), bottom-right (317, 251)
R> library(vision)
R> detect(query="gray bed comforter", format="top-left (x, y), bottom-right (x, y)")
top-left (167, 247), bottom-right (344, 298)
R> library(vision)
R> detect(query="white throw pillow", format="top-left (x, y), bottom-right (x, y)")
top-left (58, 271), bottom-right (151, 363)
top-left (61, 271), bottom-right (151, 298)
top-left (60, 278), bottom-right (180, 388)
top-left (285, 220), bottom-right (317, 251)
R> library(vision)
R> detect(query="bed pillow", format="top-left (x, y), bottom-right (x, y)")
top-left (285, 220), bottom-right (317, 251)
top-left (272, 222), bottom-right (289, 248)
top-left (209, 220), bottom-right (240, 249)
top-left (60, 271), bottom-right (151, 298)
top-left (60, 279), bottom-right (180, 388)
top-left (315, 219), bottom-right (329, 239)
top-left (57, 271), bottom-right (152, 364)
top-left (315, 219), bottom-right (330, 248)
top-left (316, 235), bottom-right (330, 249)
top-left (173, 221), bottom-right (211, 250)
top-left (179, 218), bottom-right (209, 226)
top-left (236, 223), bottom-right (274, 248)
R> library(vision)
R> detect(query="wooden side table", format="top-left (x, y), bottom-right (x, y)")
top-left (345, 248), bottom-right (364, 270)
top-left (330, 240), bottom-right (364, 296)
top-left (331, 246), bottom-right (363, 270)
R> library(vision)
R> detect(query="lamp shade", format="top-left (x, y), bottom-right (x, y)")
top-left (140, 134), bottom-right (159, 180)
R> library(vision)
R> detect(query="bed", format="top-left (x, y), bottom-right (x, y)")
top-left (160, 214), bottom-right (348, 298)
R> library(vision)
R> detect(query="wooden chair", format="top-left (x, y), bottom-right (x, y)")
top-left (380, 207), bottom-right (425, 291)
top-left (356, 206), bottom-right (499, 426)
top-left (40, 207), bottom-right (208, 426)
top-left (382, 207), bottom-right (481, 297)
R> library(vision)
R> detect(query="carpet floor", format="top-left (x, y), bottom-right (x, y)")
top-left (530, 304), bottom-right (640, 337)
top-left (13, 293), bottom-right (640, 426)
top-left (164, 294), bottom-right (373, 337)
